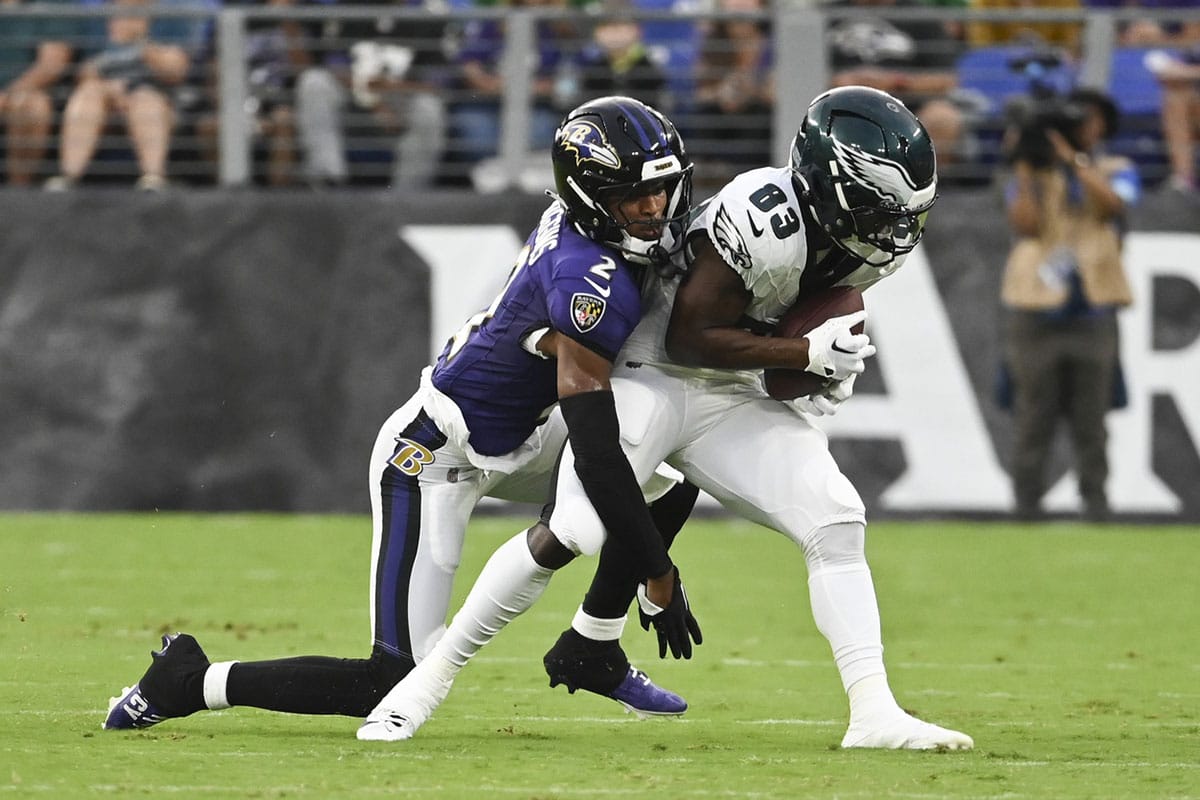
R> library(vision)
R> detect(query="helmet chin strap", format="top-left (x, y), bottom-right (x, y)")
top-left (618, 230), bottom-right (669, 268)
top-left (620, 214), bottom-right (688, 272)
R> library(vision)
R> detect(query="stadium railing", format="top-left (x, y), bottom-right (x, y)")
top-left (0, 3), bottom-right (1195, 190)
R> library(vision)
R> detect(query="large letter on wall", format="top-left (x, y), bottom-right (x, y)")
top-left (400, 225), bottom-right (523, 361)
top-left (1042, 233), bottom-right (1195, 513)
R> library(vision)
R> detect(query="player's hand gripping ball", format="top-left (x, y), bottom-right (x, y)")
top-left (764, 286), bottom-right (867, 401)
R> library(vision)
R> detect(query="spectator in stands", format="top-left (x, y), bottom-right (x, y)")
top-left (968, 0), bottom-right (1083, 57)
top-left (917, 0), bottom-right (969, 42)
top-left (46, 0), bottom-right (192, 190)
top-left (1149, 48), bottom-right (1200, 194)
top-left (1094, 2), bottom-right (1200, 193)
top-left (0, 0), bottom-right (90, 186)
top-left (575, 3), bottom-right (668, 112)
top-left (239, 0), bottom-right (347, 188)
top-left (239, 0), bottom-right (313, 187)
top-left (998, 88), bottom-right (1137, 522)
top-left (198, 0), bottom-right (442, 189)
top-left (825, 0), bottom-right (973, 177)
top-left (1082, 0), bottom-right (1200, 48)
top-left (689, 0), bottom-right (773, 191)
top-left (345, 1), bottom-right (451, 189)
top-left (447, 0), bottom-right (578, 180)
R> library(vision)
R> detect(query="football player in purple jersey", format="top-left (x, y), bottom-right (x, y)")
top-left (102, 96), bottom-right (700, 732)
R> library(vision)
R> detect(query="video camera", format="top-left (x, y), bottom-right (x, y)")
top-left (1003, 50), bottom-right (1087, 168)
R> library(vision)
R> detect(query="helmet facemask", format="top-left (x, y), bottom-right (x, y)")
top-left (831, 196), bottom-right (933, 267)
top-left (593, 162), bottom-right (693, 269)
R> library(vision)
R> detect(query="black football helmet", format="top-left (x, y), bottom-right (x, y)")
top-left (551, 96), bottom-right (693, 268)
top-left (790, 86), bottom-right (938, 267)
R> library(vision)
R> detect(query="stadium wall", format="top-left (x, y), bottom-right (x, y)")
top-left (1, 188), bottom-right (1196, 519)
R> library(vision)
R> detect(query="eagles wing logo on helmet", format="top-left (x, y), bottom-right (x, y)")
top-left (830, 138), bottom-right (927, 208)
top-left (561, 121), bottom-right (622, 170)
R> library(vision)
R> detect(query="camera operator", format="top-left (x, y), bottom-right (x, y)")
top-left (998, 88), bottom-right (1139, 522)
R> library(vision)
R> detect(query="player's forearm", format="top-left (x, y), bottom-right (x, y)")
top-left (560, 391), bottom-right (673, 582)
top-left (666, 324), bottom-right (811, 371)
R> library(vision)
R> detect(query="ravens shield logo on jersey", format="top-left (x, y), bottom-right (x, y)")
top-left (571, 293), bottom-right (607, 333)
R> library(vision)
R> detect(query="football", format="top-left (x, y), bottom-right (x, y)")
top-left (763, 285), bottom-right (865, 401)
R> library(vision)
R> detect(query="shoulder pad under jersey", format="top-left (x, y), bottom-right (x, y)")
top-left (544, 243), bottom-right (643, 360)
top-left (696, 167), bottom-right (809, 309)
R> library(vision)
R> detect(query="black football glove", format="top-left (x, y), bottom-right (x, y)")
top-left (636, 567), bottom-right (703, 659)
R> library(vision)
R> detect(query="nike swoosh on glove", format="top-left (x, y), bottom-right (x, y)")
top-left (803, 311), bottom-right (876, 382)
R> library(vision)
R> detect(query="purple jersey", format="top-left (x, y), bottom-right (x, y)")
top-left (431, 204), bottom-right (645, 456)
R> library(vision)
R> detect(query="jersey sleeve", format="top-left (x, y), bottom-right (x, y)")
top-left (694, 168), bottom-right (809, 319)
top-left (545, 250), bottom-right (642, 362)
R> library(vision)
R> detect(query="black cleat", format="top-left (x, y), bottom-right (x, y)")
top-left (103, 633), bottom-right (211, 730)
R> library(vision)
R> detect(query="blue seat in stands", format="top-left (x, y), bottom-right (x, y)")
top-left (634, 0), bottom-right (702, 109)
top-left (956, 45), bottom-right (1077, 117)
top-left (1107, 48), bottom-right (1173, 186)
top-left (1107, 47), bottom-right (1172, 117)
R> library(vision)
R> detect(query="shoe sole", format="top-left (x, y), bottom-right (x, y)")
top-left (614, 700), bottom-right (686, 720)
top-left (356, 720), bottom-right (416, 741)
top-left (550, 677), bottom-right (687, 719)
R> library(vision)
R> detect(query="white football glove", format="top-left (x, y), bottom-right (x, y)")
top-left (803, 311), bottom-right (876, 382)
top-left (787, 373), bottom-right (857, 417)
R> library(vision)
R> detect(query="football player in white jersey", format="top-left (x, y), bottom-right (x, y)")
top-left (360, 86), bottom-right (973, 751)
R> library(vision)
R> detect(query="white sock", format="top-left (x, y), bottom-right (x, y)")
top-left (202, 661), bottom-right (238, 710)
top-left (434, 530), bottom-right (555, 668)
top-left (571, 607), bottom-right (626, 642)
top-left (807, 562), bottom-right (894, 698)
top-left (845, 673), bottom-right (905, 726)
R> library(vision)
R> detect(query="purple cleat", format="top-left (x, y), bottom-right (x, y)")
top-left (103, 633), bottom-right (210, 730)
top-left (544, 628), bottom-right (688, 717)
top-left (104, 683), bottom-right (171, 730)
top-left (607, 666), bottom-right (688, 718)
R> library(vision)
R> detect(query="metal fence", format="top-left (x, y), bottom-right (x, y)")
top-left (1, 3), bottom-right (1195, 191)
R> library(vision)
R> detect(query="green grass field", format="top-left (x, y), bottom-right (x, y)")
top-left (3, 513), bottom-right (1198, 799)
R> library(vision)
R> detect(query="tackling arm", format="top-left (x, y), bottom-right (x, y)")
top-left (551, 336), bottom-right (677, 608)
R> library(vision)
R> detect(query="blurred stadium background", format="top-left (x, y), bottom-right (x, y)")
top-left (0, 1), bottom-right (1198, 520)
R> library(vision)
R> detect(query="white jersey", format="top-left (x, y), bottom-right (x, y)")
top-left (619, 165), bottom-right (905, 385)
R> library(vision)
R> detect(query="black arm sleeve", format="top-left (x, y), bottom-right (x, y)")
top-left (559, 390), bottom-right (673, 581)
